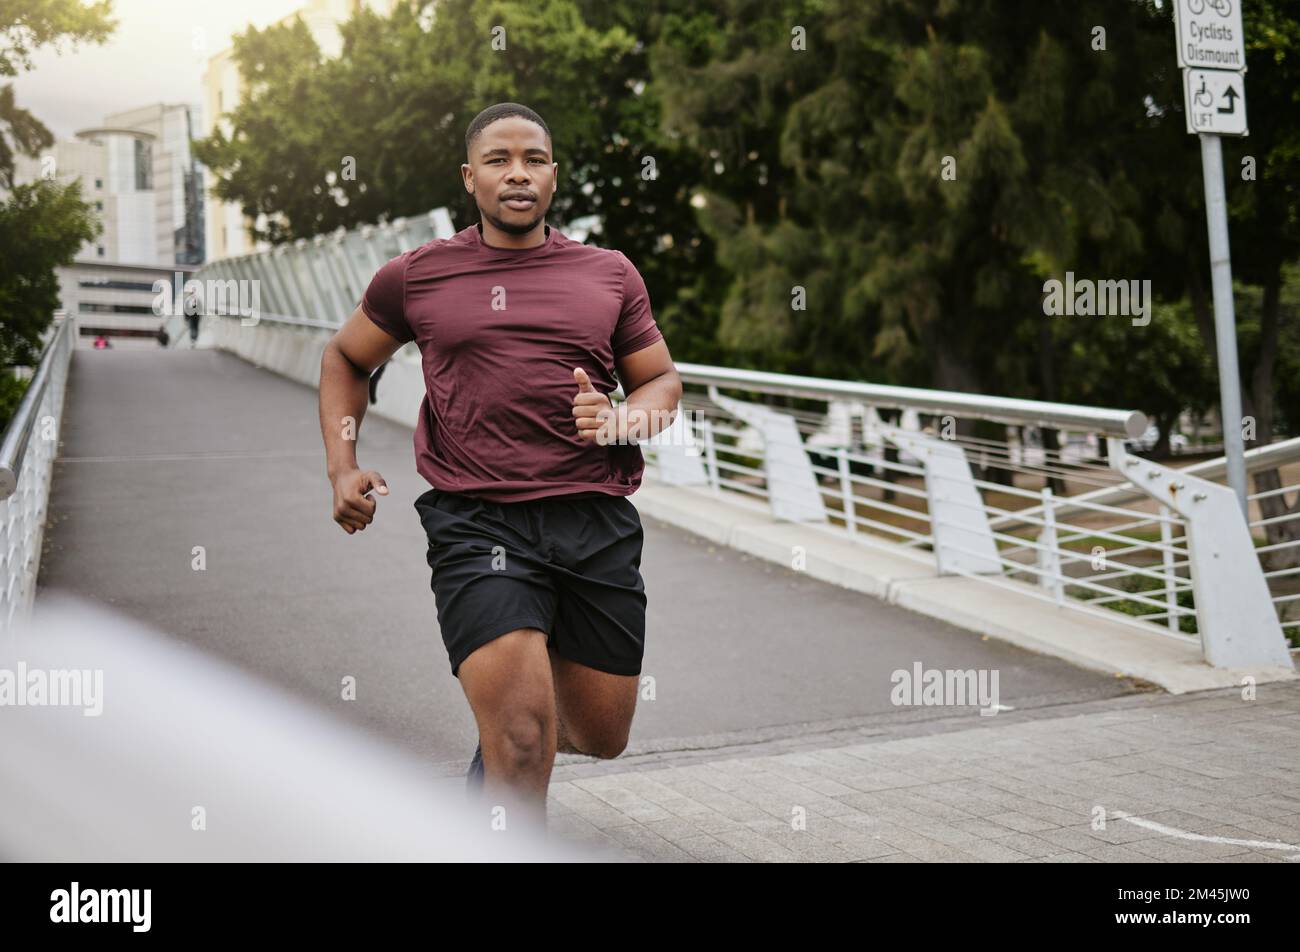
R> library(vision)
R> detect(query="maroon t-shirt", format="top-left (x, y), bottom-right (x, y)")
top-left (360, 222), bottom-right (665, 502)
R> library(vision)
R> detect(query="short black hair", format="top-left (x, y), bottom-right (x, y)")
top-left (464, 102), bottom-right (552, 159)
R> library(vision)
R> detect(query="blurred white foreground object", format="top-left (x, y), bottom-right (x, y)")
top-left (0, 594), bottom-right (617, 862)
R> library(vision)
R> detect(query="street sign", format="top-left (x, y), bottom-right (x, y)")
top-left (1184, 68), bottom-right (1248, 136)
top-left (1173, 0), bottom-right (1246, 71)
top-left (1185, 67), bottom-right (1242, 135)
top-left (1173, 2), bottom-right (1252, 515)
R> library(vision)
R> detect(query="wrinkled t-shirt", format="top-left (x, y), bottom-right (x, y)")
top-left (359, 222), bottom-right (665, 502)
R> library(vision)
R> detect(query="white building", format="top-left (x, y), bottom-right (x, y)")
top-left (7, 103), bottom-right (205, 347)
top-left (11, 103), bottom-right (204, 268)
top-left (103, 103), bottom-right (206, 265)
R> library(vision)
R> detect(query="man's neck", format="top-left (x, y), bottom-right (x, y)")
top-left (478, 220), bottom-right (548, 250)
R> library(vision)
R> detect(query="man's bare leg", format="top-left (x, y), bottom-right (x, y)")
top-left (547, 639), bottom-right (639, 760)
top-left (549, 640), bottom-right (585, 755)
top-left (457, 627), bottom-right (557, 832)
top-left (456, 630), bottom-right (640, 837)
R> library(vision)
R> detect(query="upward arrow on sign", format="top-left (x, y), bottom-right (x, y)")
top-left (1218, 85), bottom-right (1239, 114)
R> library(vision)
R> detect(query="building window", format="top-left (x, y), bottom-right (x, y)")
top-left (81, 302), bottom-right (155, 314)
top-left (97, 246), bottom-right (105, 257)
top-left (79, 279), bottom-right (157, 292)
top-left (95, 178), bottom-right (103, 189)
top-left (134, 137), bottom-right (153, 190)
top-left (95, 201), bottom-right (103, 211)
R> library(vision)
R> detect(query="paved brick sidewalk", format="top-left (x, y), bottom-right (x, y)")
top-left (545, 681), bottom-right (1300, 863)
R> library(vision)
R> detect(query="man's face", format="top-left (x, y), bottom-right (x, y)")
top-left (463, 116), bottom-right (557, 235)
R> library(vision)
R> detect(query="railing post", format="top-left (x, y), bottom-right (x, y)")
top-left (1038, 487), bottom-right (1064, 604)
top-left (1160, 503), bottom-right (1178, 633)
top-left (291, 238), bottom-right (332, 320)
top-left (1108, 438), bottom-right (1293, 669)
top-left (645, 406), bottom-right (709, 487)
top-left (271, 245), bottom-right (311, 319)
top-left (359, 223), bottom-right (385, 271)
top-left (707, 389), bottom-right (827, 523)
top-left (881, 426), bottom-right (1001, 575)
top-left (838, 446), bottom-right (856, 535)
top-left (701, 418), bottom-right (719, 495)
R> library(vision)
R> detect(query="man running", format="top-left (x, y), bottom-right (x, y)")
top-left (318, 102), bottom-right (681, 833)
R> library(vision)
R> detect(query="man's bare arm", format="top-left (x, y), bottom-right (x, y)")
top-left (319, 306), bottom-right (406, 533)
top-left (574, 339), bottom-right (682, 445)
top-left (615, 339), bottom-right (682, 442)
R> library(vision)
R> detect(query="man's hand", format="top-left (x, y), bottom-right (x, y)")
top-left (331, 467), bottom-right (389, 534)
top-left (572, 367), bottom-right (620, 445)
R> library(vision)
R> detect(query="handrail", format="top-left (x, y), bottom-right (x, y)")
top-left (673, 362), bottom-right (1148, 438)
top-left (213, 310), bottom-right (340, 331)
top-left (0, 317), bottom-right (72, 499)
top-left (992, 435), bottom-right (1300, 531)
top-left (210, 302), bottom-right (1147, 444)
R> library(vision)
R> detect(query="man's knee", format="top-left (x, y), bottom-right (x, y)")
top-left (491, 708), bottom-right (553, 770)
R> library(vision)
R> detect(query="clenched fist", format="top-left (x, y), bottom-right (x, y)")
top-left (571, 367), bottom-right (620, 445)
top-left (331, 467), bottom-right (388, 534)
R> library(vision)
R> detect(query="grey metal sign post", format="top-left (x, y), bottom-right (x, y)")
top-left (1175, 0), bottom-right (1250, 517)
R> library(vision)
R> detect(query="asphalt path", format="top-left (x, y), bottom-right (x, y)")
top-left (37, 348), bottom-right (1141, 775)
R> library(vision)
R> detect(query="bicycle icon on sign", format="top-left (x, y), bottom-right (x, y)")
top-left (1187, 0), bottom-right (1232, 17)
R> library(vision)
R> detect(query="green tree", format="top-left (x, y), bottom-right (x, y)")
top-left (1055, 300), bottom-right (1216, 457)
top-left (193, 0), bottom-right (727, 357)
top-left (650, 0), bottom-right (845, 375)
top-left (650, 1), bottom-right (1176, 393)
top-left (0, 178), bottom-right (98, 427)
top-left (0, 0), bottom-right (117, 186)
top-left (0, 0), bottom-right (114, 430)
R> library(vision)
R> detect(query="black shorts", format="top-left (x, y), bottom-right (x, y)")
top-left (413, 487), bottom-right (647, 679)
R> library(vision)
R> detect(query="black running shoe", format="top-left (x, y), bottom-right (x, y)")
top-left (466, 739), bottom-right (484, 794)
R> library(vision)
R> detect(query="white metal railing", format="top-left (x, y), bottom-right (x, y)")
top-left (0, 315), bottom-right (75, 633)
top-left (639, 365), bottom-right (1295, 671)
top-left (1244, 444), bottom-right (1300, 640)
top-left (645, 391), bottom-right (1190, 638)
top-left (195, 209), bottom-right (456, 325)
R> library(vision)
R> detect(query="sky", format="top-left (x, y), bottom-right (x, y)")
top-left (13, 0), bottom-right (311, 138)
